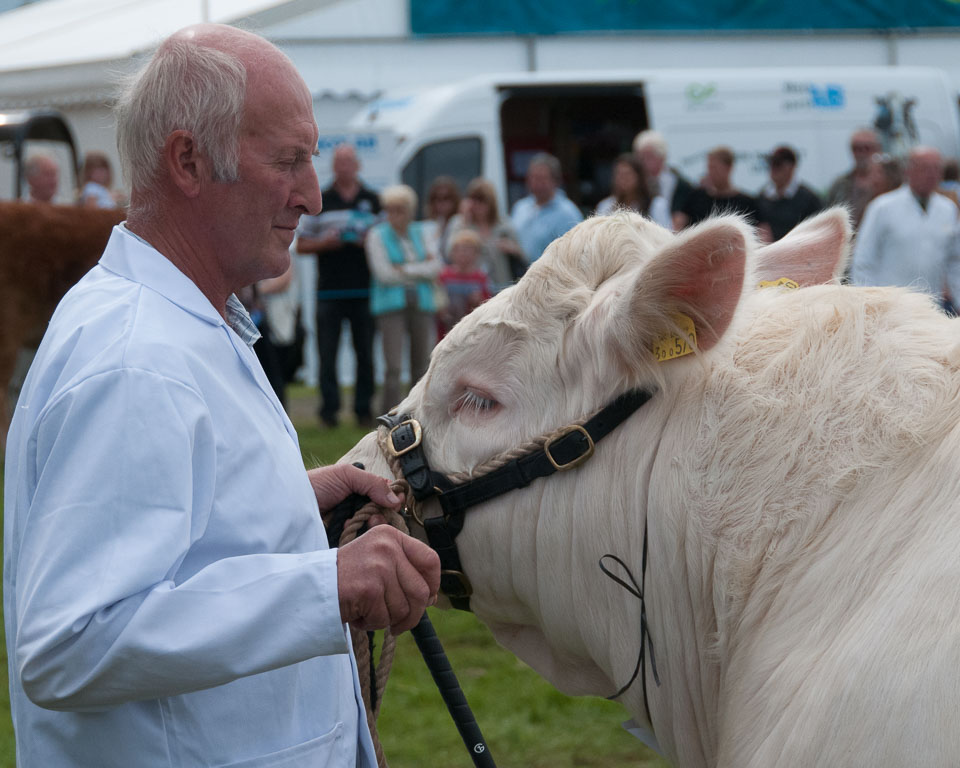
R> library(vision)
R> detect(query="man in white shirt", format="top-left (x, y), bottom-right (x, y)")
top-left (851, 146), bottom-right (960, 304)
top-left (3, 24), bottom-right (439, 768)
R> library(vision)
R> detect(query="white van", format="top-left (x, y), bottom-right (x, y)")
top-left (348, 66), bottom-right (960, 215)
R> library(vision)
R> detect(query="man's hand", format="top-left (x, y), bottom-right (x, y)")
top-left (337, 526), bottom-right (440, 633)
top-left (308, 464), bottom-right (403, 515)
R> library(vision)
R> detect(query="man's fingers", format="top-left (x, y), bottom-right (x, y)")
top-left (309, 464), bottom-right (402, 514)
top-left (400, 533), bottom-right (441, 598)
top-left (387, 555), bottom-right (433, 633)
top-left (337, 526), bottom-right (439, 633)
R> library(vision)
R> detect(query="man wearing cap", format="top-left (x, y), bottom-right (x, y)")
top-left (756, 145), bottom-right (823, 242)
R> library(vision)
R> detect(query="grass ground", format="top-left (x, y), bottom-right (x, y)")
top-left (0, 385), bottom-right (668, 767)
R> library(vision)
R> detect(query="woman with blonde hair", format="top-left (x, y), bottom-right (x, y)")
top-left (366, 184), bottom-right (442, 412)
top-left (445, 177), bottom-right (526, 292)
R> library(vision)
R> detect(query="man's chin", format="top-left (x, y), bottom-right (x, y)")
top-left (263, 247), bottom-right (292, 279)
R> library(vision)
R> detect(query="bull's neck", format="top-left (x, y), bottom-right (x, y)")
top-left (631, 393), bottom-right (724, 767)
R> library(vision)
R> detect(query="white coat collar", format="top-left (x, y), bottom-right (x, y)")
top-left (99, 224), bottom-right (233, 331)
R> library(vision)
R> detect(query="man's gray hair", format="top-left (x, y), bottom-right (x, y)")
top-left (633, 130), bottom-right (668, 159)
top-left (115, 37), bottom-right (247, 195)
top-left (528, 152), bottom-right (562, 184)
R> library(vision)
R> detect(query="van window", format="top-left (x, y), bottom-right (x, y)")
top-left (401, 137), bottom-right (483, 217)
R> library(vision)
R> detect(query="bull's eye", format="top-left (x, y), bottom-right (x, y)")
top-left (452, 388), bottom-right (499, 416)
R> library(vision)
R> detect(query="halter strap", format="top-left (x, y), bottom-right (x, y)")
top-left (378, 388), bottom-right (655, 611)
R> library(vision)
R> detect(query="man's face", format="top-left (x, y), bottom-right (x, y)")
top-left (851, 132), bottom-right (880, 171)
top-left (203, 58), bottom-right (322, 292)
top-left (637, 147), bottom-right (664, 178)
top-left (707, 155), bottom-right (731, 189)
top-left (526, 162), bottom-right (556, 205)
top-left (769, 159), bottom-right (795, 190)
top-left (907, 150), bottom-right (943, 199)
top-left (27, 158), bottom-right (59, 203)
top-left (332, 147), bottom-right (358, 185)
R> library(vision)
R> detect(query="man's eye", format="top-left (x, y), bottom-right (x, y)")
top-left (452, 389), bottom-right (498, 415)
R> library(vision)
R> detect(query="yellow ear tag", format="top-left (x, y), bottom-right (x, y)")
top-left (757, 277), bottom-right (800, 290)
top-left (652, 313), bottom-right (697, 362)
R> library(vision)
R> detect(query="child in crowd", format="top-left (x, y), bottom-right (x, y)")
top-left (437, 229), bottom-right (492, 339)
top-left (79, 151), bottom-right (123, 209)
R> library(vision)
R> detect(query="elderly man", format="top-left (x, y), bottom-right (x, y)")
top-left (3, 24), bottom-right (439, 768)
top-left (23, 153), bottom-right (59, 203)
top-left (851, 146), bottom-right (960, 303)
top-left (633, 129), bottom-right (693, 218)
top-left (510, 152), bottom-right (582, 261)
top-left (827, 128), bottom-right (882, 228)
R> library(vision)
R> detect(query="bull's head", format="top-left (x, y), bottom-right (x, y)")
top-left (343, 208), bottom-right (851, 731)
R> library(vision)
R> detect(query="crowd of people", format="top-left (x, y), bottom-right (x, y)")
top-left (289, 124), bottom-right (960, 425)
top-left (20, 99), bottom-right (960, 424)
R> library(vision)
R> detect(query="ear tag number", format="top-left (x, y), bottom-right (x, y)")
top-left (757, 277), bottom-right (799, 290)
top-left (652, 313), bottom-right (697, 362)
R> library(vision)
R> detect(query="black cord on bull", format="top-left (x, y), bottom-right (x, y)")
top-left (326, 464), bottom-right (497, 768)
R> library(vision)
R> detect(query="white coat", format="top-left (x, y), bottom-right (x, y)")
top-left (4, 226), bottom-right (376, 767)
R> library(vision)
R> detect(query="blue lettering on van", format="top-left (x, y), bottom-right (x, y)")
top-left (808, 84), bottom-right (845, 109)
top-left (317, 136), bottom-right (348, 150)
top-left (316, 135), bottom-right (380, 151)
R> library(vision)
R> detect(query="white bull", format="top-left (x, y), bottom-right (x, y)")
top-left (344, 208), bottom-right (960, 767)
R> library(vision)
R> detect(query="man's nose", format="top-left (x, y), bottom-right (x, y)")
top-left (293, 163), bottom-right (323, 216)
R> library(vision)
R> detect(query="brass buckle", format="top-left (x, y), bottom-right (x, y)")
top-left (388, 419), bottom-right (423, 457)
top-left (441, 569), bottom-right (473, 598)
top-left (544, 425), bottom-right (595, 471)
top-left (407, 487), bottom-right (443, 528)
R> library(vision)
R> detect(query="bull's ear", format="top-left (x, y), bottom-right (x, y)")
top-left (625, 216), bottom-right (751, 356)
top-left (755, 207), bottom-right (851, 287)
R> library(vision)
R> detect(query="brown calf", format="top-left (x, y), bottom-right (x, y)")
top-left (0, 200), bottom-right (124, 446)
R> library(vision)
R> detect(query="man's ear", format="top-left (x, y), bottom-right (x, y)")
top-left (163, 130), bottom-right (204, 199)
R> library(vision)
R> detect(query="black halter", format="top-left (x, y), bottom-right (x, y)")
top-left (376, 388), bottom-right (655, 612)
top-left (377, 386), bottom-right (661, 729)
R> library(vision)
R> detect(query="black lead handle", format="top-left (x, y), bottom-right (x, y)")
top-left (410, 612), bottom-right (498, 768)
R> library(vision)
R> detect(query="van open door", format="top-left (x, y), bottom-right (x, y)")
top-left (498, 83), bottom-right (648, 212)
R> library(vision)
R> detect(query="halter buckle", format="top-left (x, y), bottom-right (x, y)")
top-left (388, 419), bottom-right (423, 457)
top-left (544, 425), bottom-right (595, 471)
top-left (440, 569), bottom-right (473, 598)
